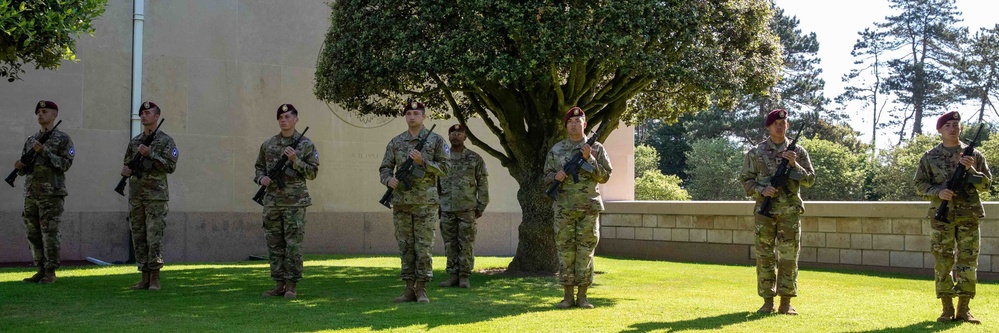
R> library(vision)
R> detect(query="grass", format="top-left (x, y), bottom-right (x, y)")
top-left (0, 255), bottom-right (996, 332)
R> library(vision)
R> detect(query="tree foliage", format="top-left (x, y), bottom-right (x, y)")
top-left (953, 25), bottom-right (999, 124)
top-left (797, 138), bottom-right (865, 201)
top-left (685, 138), bottom-right (745, 200)
top-left (634, 144), bottom-right (658, 178)
top-left (635, 172), bottom-right (690, 201)
top-left (315, 0), bottom-right (782, 272)
top-left (838, 27), bottom-right (891, 151)
top-left (635, 119), bottom-right (690, 180)
top-left (869, 134), bottom-right (937, 201)
top-left (0, 0), bottom-right (107, 81)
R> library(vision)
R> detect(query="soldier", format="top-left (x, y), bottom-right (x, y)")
top-left (121, 102), bottom-right (178, 291)
top-left (379, 100), bottom-right (448, 303)
top-left (543, 107), bottom-right (612, 309)
top-left (438, 124), bottom-right (489, 288)
top-left (738, 109), bottom-right (815, 315)
top-left (914, 111), bottom-right (991, 324)
top-left (255, 104), bottom-right (319, 299)
top-left (18, 100), bottom-right (74, 284)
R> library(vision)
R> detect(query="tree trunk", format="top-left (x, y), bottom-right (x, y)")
top-left (506, 171), bottom-right (559, 274)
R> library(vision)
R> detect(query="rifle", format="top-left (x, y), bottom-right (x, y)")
top-left (252, 127), bottom-right (310, 206)
top-left (934, 124), bottom-right (987, 222)
top-left (380, 124), bottom-right (437, 209)
top-left (5, 120), bottom-right (63, 187)
top-left (756, 122), bottom-right (806, 218)
top-left (114, 119), bottom-right (165, 196)
top-left (545, 121), bottom-right (609, 201)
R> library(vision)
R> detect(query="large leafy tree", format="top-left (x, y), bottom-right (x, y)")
top-left (953, 25), bottom-right (999, 124)
top-left (876, 0), bottom-right (965, 139)
top-left (315, 0), bottom-right (781, 273)
top-left (838, 28), bottom-right (892, 152)
top-left (0, 0), bottom-right (107, 81)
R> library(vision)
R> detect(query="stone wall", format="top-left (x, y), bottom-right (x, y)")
top-left (598, 201), bottom-right (999, 278)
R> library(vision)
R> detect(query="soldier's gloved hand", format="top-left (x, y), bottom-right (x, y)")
top-left (959, 155), bottom-right (976, 171)
top-left (32, 141), bottom-right (43, 153)
top-left (138, 144), bottom-right (151, 157)
top-left (761, 185), bottom-right (777, 197)
top-left (284, 147), bottom-right (297, 162)
top-left (581, 144), bottom-right (592, 160)
top-left (782, 150), bottom-right (797, 168)
top-left (939, 189), bottom-right (955, 201)
top-left (555, 170), bottom-right (567, 181)
top-left (475, 210), bottom-right (482, 218)
top-left (260, 176), bottom-right (272, 186)
top-left (121, 166), bottom-right (132, 177)
top-left (14, 160), bottom-right (24, 170)
top-left (387, 177), bottom-right (399, 189)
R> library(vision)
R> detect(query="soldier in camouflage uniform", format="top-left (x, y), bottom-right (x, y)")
top-left (255, 104), bottom-right (319, 299)
top-left (914, 111), bottom-right (991, 324)
top-left (18, 100), bottom-right (74, 284)
top-left (438, 124), bottom-right (489, 289)
top-left (543, 107), bottom-right (612, 309)
top-left (121, 102), bottom-right (178, 291)
top-left (379, 100), bottom-right (448, 303)
top-left (738, 109), bottom-right (815, 315)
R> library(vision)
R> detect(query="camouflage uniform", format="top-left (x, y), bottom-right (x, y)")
top-left (379, 126), bottom-right (448, 282)
top-left (125, 131), bottom-right (178, 272)
top-left (439, 148), bottom-right (489, 276)
top-left (20, 129), bottom-right (74, 270)
top-left (738, 139), bottom-right (815, 298)
top-left (543, 138), bottom-right (612, 286)
top-left (914, 143), bottom-right (992, 298)
top-left (254, 130), bottom-right (319, 283)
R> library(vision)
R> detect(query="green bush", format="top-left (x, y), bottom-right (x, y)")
top-left (635, 172), bottom-right (691, 201)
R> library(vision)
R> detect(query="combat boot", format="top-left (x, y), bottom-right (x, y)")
top-left (937, 297), bottom-right (954, 322)
top-left (556, 285), bottom-right (574, 309)
top-left (415, 281), bottom-right (430, 303)
top-left (458, 275), bottom-right (470, 288)
top-left (393, 280), bottom-right (417, 302)
top-left (284, 281), bottom-right (297, 299)
top-left (757, 297), bottom-right (775, 313)
top-left (439, 274), bottom-right (459, 287)
top-left (777, 296), bottom-right (797, 315)
top-left (130, 271), bottom-right (151, 290)
top-left (576, 285), bottom-right (594, 309)
top-left (38, 268), bottom-right (57, 284)
top-left (148, 270), bottom-right (161, 291)
top-left (262, 280), bottom-right (286, 296)
top-left (955, 297), bottom-right (981, 324)
top-left (22, 266), bottom-right (44, 283)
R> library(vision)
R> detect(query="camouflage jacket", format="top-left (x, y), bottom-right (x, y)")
top-left (738, 138), bottom-right (815, 215)
top-left (440, 147), bottom-right (489, 212)
top-left (913, 143), bottom-right (992, 218)
top-left (124, 131), bottom-right (178, 201)
top-left (379, 126), bottom-right (449, 206)
top-left (19, 129), bottom-right (74, 197)
top-left (254, 130), bottom-right (319, 207)
top-left (543, 137), bottom-right (612, 212)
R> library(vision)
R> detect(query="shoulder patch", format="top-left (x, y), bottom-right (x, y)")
top-left (68, 146), bottom-right (75, 157)
top-left (172, 147), bottom-right (178, 157)
top-left (444, 143), bottom-right (450, 155)
top-left (314, 150), bottom-right (319, 160)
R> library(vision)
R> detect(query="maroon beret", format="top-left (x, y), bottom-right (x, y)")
top-left (35, 100), bottom-right (58, 114)
top-left (564, 107), bottom-right (585, 125)
top-left (277, 103), bottom-right (297, 119)
top-left (403, 100), bottom-right (425, 113)
top-left (765, 109), bottom-right (788, 127)
top-left (140, 101), bottom-right (159, 112)
top-left (449, 124), bottom-right (465, 133)
top-left (936, 111), bottom-right (960, 129)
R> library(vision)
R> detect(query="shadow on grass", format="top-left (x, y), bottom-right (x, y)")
top-left (850, 320), bottom-right (959, 333)
top-left (622, 311), bottom-right (766, 332)
top-left (0, 262), bottom-right (617, 332)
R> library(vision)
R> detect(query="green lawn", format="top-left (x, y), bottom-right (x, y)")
top-left (0, 255), bottom-right (995, 332)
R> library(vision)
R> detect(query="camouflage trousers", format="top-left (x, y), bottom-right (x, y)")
top-left (931, 215), bottom-right (980, 298)
top-left (754, 211), bottom-right (801, 298)
top-left (263, 206), bottom-right (306, 283)
top-left (23, 195), bottom-right (64, 269)
top-left (441, 210), bottom-right (477, 276)
top-left (129, 200), bottom-right (168, 272)
top-left (393, 204), bottom-right (437, 282)
top-left (554, 206), bottom-right (599, 286)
